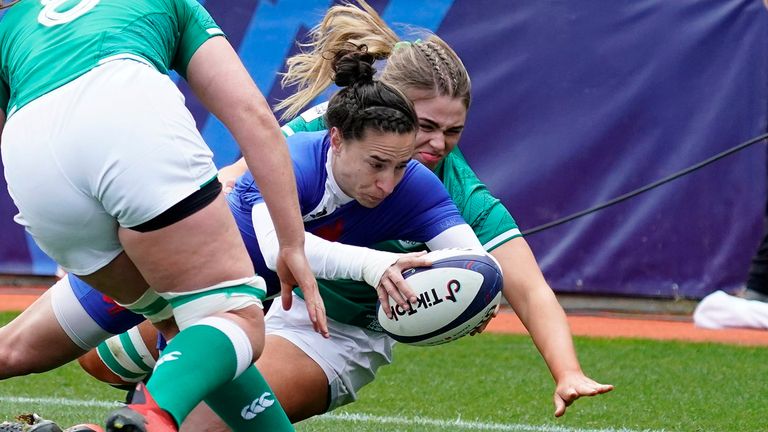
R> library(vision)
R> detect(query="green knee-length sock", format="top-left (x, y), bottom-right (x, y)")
top-left (146, 323), bottom-right (241, 425)
top-left (205, 364), bottom-right (294, 431)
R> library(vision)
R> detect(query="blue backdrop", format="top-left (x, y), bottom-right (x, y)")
top-left (1, 0), bottom-right (766, 299)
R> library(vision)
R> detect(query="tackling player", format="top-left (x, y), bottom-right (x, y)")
top-left (0, 1), bottom-right (320, 430)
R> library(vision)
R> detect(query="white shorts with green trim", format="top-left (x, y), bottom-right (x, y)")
top-left (1, 59), bottom-right (218, 275)
top-left (264, 293), bottom-right (395, 411)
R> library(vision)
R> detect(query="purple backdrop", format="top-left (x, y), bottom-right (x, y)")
top-left (1, 0), bottom-right (766, 299)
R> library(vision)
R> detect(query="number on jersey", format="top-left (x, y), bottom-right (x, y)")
top-left (38, 0), bottom-right (99, 27)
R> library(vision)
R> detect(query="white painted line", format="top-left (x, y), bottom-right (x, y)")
top-left (0, 396), bottom-right (119, 409)
top-left (0, 397), bottom-right (665, 432)
top-left (317, 412), bottom-right (665, 432)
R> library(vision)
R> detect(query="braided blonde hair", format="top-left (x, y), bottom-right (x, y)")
top-left (325, 49), bottom-right (418, 141)
top-left (275, 0), bottom-right (471, 120)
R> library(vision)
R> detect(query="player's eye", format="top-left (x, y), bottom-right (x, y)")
top-left (419, 123), bottom-right (435, 132)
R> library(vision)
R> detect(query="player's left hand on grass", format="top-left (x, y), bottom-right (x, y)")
top-left (553, 371), bottom-right (614, 417)
top-left (276, 245), bottom-right (329, 338)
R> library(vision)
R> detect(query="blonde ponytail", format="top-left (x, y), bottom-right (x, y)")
top-left (276, 0), bottom-right (472, 120)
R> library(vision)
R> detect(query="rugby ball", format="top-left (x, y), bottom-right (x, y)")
top-left (377, 249), bottom-right (503, 346)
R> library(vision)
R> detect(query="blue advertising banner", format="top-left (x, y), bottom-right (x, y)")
top-left (1, 0), bottom-right (766, 299)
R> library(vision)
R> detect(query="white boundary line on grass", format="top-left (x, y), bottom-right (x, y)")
top-left (319, 412), bottom-right (666, 432)
top-left (0, 397), bottom-right (665, 432)
top-left (0, 396), bottom-right (118, 409)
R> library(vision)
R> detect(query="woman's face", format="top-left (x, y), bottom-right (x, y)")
top-left (407, 91), bottom-right (468, 170)
top-left (330, 127), bottom-right (416, 208)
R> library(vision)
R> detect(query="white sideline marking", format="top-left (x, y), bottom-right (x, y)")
top-left (0, 397), bottom-right (665, 432)
top-left (316, 412), bottom-right (665, 432)
top-left (0, 396), bottom-right (119, 409)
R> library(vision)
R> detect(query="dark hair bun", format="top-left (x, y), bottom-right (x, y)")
top-left (333, 50), bottom-right (376, 87)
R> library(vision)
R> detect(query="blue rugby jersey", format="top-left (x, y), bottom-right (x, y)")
top-left (226, 131), bottom-right (465, 297)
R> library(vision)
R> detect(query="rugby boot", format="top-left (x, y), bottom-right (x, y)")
top-left (104, 384), bottom-right (176, 432)
top-left (27, 422), bottom-right (62, 432)
top-left (0, 421), bottom-right (24, 432)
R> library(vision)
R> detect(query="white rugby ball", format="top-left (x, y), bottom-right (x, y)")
top-left (377, 249), bottom-right (503, 346)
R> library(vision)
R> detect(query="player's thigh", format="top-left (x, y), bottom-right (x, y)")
top-left (117, 194), bottom-right (254, 296)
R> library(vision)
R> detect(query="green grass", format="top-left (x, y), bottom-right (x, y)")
top-left (0, 311), bottom-right (765, 431)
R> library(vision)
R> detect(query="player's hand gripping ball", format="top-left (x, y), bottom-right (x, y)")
top-left (377, 248), bottom-right (503, 346)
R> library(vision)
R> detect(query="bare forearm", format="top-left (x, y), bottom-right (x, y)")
top-left (187, 37), bottom-right (305, 248)
top-left (510, 285), bottom-right (582, 381)
top-left (492, 238), bottom-right (583, 381)
top-left (237, 108), bottom-right (305, 248)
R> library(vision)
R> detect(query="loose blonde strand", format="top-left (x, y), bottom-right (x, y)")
top-left (275, 0), bottom-right (400, 120)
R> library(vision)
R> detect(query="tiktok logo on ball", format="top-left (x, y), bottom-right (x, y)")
top-left (388, 279), bottom-right (461, 321)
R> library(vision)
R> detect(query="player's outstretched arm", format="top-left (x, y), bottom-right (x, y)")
top-left (492, 237), bottom-right (613, 417)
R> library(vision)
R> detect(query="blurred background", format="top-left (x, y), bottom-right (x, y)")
top-left (2, 0), bottom-right (766, 302)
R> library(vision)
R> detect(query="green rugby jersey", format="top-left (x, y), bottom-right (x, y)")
top-left (0, 0), bottom-right (223, 116)
top-left (283, 103), bottom-right (521, 330)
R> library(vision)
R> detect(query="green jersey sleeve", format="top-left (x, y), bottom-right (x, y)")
top-left (437, 147), bottom-right (521, 251)
top-left (281, 102), bottom-right (329, 136)
top-left (170, 0), bottom-right (225, 79)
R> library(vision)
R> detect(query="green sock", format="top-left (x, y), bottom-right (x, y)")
top-left (204, 365), bottom-right (294, 431)
top-left (146, 323), bottom-right (240, 425)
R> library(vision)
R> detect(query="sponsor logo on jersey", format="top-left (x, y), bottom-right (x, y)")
top-left (241, 392), bottom-right (275, 420)
top-left (308, 207), bottom-right (328, 219)
top-left (397, 240), bottom-right (424, 250)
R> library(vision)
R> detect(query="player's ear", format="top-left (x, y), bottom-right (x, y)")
top-left (329, 127), bottom-right (344, 154)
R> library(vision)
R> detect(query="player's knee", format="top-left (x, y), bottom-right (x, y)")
top-left (221, 305), bottom-right (266, 359)
top-left (0, 329), bottom-right (31, 378)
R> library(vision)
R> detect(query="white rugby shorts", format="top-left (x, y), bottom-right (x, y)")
top-left (2, 59), bottom-right (217, 275)
top-left (264, 293), bottom-right (396, 410)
